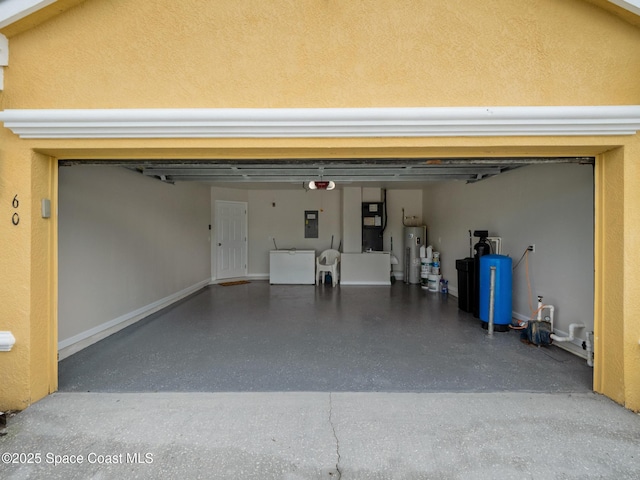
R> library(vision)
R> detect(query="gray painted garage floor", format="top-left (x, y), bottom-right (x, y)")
top-left (4, 282), bottom-right (639, 479)
top-left (58, 282), bottom-right (592, 393)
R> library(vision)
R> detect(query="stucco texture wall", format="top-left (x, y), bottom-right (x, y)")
top-left (0, 136), bottom-right (56, 409)
top-left (1, 0), bottom-right (640, 410)
top-left (624, 142), bottom-right (640, 410)
top-left (1, 0), bottom-right (640, 109)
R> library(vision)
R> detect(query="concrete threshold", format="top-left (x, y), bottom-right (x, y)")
top-left (1, 391), bottom-right (640, 479)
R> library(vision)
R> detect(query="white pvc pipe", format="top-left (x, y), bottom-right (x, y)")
top-left (550, 323), bottom-right (585, 343)
top-left (546, 305), bottom-right (555, 333)
top-left (536, 296), bottom-right (555, 332)
top-left (488, 266), bottom-right (496, 337)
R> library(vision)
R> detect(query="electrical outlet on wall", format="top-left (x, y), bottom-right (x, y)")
top-left (528, 244), bottom-right (535, 253)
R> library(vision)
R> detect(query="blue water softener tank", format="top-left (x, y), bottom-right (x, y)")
top-left (479, 254), bottom-right (512, 332)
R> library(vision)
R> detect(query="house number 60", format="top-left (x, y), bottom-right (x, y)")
top-left (12, 194), bottom-right (20, 225)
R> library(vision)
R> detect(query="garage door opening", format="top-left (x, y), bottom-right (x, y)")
top-left (56, 157), bottom-right (595, 393)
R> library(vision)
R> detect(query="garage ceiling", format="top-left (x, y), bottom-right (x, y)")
top-left (60, 157), bottom-right (594, 189)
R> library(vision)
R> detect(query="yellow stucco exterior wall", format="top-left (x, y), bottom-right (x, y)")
top-left (623, 141), bottom-right (640, 410)
top-left (2, 0), bottom-right (640, 108)
top-left (1, 0), bottom-right (639, 410)
top-left (595, 147), bottom-right (626, 405)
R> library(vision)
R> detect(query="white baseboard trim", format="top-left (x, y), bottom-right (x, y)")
top-left (58, 279), bottom-right (210, 360)
top-left (247, 273), bottom-right (269, 281)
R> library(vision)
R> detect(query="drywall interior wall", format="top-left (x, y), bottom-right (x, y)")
top-left (342, 187), bottom-right (362, 253)
top-left (422, 163), bottom-right (594, 348)
top-left (384, 189), bottom-right (424, 263)
top-left (58, 166), bottom-right (211, 354)
top-left (342, 187), bottom-right (363, 253)
top-left (247, 188), bottom-right (343, 275)
top-left (211, 186), bottom-right (249, 204)
top-left (210, 186), bottom-right (423, 276)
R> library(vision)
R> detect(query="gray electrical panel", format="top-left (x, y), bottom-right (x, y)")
top-left (305, 210), bottom-right (318, 238)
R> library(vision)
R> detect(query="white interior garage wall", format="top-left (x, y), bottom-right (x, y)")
top-left (422, 163), bottom-right (594, 355)
top-left (58, 166), bottom-right (212, 359)
top-left (246, 189), bottom-right (343, 277)
top-left (207, 187), bottom-right (422, 278)
top-left (384, 189), bottom-right (424, 260)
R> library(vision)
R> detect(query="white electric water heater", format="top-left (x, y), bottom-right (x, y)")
top-left (404, 226), bottom-right (427, 284)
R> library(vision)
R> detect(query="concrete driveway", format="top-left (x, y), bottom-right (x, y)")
top-left (2, 391), bottom-right (640, 479)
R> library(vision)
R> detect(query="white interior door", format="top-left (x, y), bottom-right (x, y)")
top-left (215, 201), bottom-right (248, 280)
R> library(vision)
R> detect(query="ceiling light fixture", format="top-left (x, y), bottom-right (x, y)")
top-left (308, 180), bottom-right (335, 190)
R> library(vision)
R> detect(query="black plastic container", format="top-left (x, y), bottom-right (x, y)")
top-left (456, 258), bottom-right (475, 312)
top-left (472, 235), bottom-right (491, 317)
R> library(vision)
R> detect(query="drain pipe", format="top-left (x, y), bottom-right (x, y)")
top-left (488, 266), bottom-right (496, 337)
top-left (537, 297), bottom-right (592, 367)
top-left (537, 296), bottom-right (555, 333)
top-left (550, 323), bottom-right (585, 343)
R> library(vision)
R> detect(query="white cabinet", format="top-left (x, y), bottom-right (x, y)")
top-left (341, 252), bottom-right (391, 285)
top-left (269, 250), bottom-right (316, 284)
